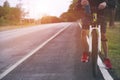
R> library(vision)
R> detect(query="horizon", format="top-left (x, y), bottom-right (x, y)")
top-left (0, 0), bottom-right (72, 19)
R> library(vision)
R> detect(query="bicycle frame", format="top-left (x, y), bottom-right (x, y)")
top-left (86, 12), bottom-right (101, 54)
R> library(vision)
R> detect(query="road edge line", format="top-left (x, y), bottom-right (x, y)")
top-left (0, 24), bottom-right (70, 79)
top-left (97, 56), bottom-right (114, 80)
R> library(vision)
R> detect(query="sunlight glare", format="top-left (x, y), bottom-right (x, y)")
top-left (21, 0), bottom-right (71, 19)
top-left (22, 0), bottom-right (49, 19)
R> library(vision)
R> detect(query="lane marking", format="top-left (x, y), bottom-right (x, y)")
top-left (78, 21), bottom-right (82, 29)
top-left (97, 56), bottom-right (113, 80)
top-left (0, 23), bottom-right (68, 41)
top-left (0, 24), bottom-right (70, 79)
top-left (78, 22), bottom-right (114, 80)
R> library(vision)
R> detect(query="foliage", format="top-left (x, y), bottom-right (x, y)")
top-left (107, 23), bottom-right (120, 78)
top-left (60, 0), bottom-right (120, 22)
top-left (41, 16), bottom-right (61, 24)
top-left (60, 0), bottom-right (86, 22)
top-left (3, 0), bottom-right (10, 7)
top-left (0, 1), bottom-right (24, 26)
top-left (115, 1), bottom-right (120, 21)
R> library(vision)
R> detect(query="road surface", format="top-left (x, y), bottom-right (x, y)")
top-left (0, 22), bottom-right (111, 80)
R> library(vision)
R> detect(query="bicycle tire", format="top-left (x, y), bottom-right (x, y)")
top-left (91, 29), bottom-right (98, 77)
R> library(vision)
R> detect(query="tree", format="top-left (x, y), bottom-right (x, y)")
top-left (60, 0), bottom-right (120, 22)
top-left (0, 0), bottom-right (25, 25)
top-left (3, 0), bottom-right (10, 7)
top-left (115, 0), bottom-right (120, 21)
top-left (60, 0), bottom-right (83, 22)
top-left (41, 16), bottom-right (61, 24)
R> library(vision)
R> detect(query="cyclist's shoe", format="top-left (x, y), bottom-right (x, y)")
top-left (81, 52), bottom-right (89, 62)
top-left (104, 58), bottom-right (112, 69)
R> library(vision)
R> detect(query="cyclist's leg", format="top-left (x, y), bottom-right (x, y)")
top-left (81, 29), bottom-right (89, 52)
top-left (99, 16), bottom-right (108, 58)
top-left (101, 30), bottom-right (112, 69)
top-left (81, 29), bottom-right (89, 62)
top-left (81, 16), bottom-right (90, 62)
top-left (98, 12), bottom-right (112, 69)
top-left (101, 33), bottom-right (108, 58)
top-left (97, 11), bottom-right (108, 58)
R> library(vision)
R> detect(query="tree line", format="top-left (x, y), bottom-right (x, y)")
top-left (0, 0), bottom-right (120, 25)
top-left (60, 0), bottom-right (120, 22)
top-left (0, 0), bottom-right (24, 26)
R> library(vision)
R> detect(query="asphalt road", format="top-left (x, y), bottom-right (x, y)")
top-left (0, 22), bottom-right (104, 80)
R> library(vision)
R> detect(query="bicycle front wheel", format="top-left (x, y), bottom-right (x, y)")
top-left (91, 29), bottom-right (98, 77)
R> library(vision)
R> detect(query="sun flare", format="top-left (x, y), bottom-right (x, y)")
top-left (21, 0), bottom-right (71, 19)
top-left (22, 0), bottom-right (50, 19)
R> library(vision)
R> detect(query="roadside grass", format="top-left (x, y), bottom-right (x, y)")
top-left (107, 22), bottom-right (120, 78)
top-left (0, 24), bottom-right (38, 32)
top-left (0, 26), bottom-right (24, 31)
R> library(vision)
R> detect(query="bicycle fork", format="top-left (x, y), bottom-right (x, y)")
top-left (87, 25), bottom-right (101, 54)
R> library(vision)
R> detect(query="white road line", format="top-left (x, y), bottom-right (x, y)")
top-left (0, 23), bottom-right (67, 41)
top-left (78, 22), bottom-right (114, 80)
top-left (78, 21), bottom-right (82, 29)
top-left (0, 25), bottom-right (70, 79)
top-left (97, 56), bottom-right (113, 80)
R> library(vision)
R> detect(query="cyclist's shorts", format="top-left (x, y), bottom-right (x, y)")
top-left (81, 15), bottom-right (107, 33)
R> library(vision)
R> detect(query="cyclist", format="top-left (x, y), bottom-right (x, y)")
top-left (76, 0), bottom-right (112, 69)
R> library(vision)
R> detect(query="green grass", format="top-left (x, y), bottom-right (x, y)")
top-left (107, 22), bottom-right (120, 78)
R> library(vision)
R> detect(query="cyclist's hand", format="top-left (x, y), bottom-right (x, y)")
top-left (81, 0), bottom-right (89, 6)
top-left (98, 2), bottom-right (107, 10)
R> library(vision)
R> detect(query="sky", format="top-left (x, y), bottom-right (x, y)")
top-left (0, 0), bottom-right (72, 19)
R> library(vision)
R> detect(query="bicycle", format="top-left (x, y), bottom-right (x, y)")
top-left (88, 12), bottom-right (101, 77)
top-left (78, 11), bottom-right (101, 77)
top-left (78, 6), bottom-right (102, 77)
